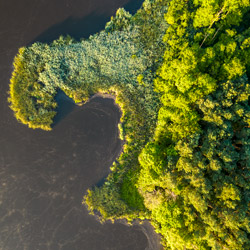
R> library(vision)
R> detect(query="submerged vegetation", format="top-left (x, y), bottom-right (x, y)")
top-left (8, 0), bottom-right (250, 249)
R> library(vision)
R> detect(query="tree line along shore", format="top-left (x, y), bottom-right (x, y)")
top-left (8, 0), bottom-right (250, 249)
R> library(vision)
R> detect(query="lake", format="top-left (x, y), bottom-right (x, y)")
top-left (0, 0), bottom-right (160, 249)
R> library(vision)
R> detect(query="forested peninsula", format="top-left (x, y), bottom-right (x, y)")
top-left (8, 0), bottom-right (250, 249)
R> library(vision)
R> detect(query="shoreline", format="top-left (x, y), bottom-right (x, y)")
top-left (81, 93), bottom-right (162, 250)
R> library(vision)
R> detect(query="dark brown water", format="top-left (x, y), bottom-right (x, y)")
top-left (0, 0), bottom-right (161, 249)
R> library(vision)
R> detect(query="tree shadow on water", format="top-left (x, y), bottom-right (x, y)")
top-left (124, 0), bottom-right (144, 15)
top-left (31, 0), bottom-right (144, 44)
top-left (31, 13), bottom-right (110, 44)
top-left (52, 90), bottom-right (76, 128)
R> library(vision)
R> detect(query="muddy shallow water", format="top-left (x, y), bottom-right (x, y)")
top-left (0, 0), bottom-right (161, 249)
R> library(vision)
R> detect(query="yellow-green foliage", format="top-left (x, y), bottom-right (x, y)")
top-left (9, 47), bottom-right (57, 130)
top-left (137, 0), bottom-right (250, 249)
top-left (84, 185), bottom-right (130, 221)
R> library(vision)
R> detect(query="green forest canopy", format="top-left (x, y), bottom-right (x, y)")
top-left (8, 0), bottom-right (250, 249)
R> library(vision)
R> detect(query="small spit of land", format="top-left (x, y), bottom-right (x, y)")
top-left (8, 0), bottom-right (250, 249)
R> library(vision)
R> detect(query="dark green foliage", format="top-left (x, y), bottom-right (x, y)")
top-left (120, 169), bottom-right (146, 211)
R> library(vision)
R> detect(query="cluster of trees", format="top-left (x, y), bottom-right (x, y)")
top-left (8, 0), bottom-right (250, 249)
top-left (9, 45), bottom-right (57, 130)
top-left (8, 37), bottom-right (75, 130)
top-left (137, 0), bottom-right (250, 249)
